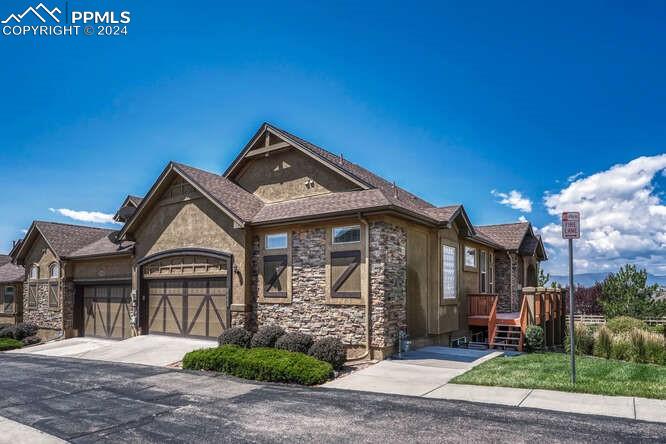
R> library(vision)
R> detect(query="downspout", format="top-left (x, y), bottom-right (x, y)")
top-left (348, 213), bottom-right (371, 362)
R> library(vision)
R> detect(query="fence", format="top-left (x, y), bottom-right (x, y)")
top-left (566, 314), bottom-right (666, 325)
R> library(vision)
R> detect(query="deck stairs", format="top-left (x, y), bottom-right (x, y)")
top-left (490, 324), bottom-right (522, 351)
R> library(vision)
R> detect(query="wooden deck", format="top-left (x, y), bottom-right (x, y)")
top-left (469, 312), bottom-right (520, 327)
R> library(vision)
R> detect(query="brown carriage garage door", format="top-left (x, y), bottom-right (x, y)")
top-left (83, 286), bottom-right (132, 339)
top-left (147, 278), bottom-right (227, 339)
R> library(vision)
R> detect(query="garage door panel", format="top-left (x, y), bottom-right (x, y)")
top-left (147, 278), bottom-right (227, 339)
top-left (83, 285), bottom-right (131, 340)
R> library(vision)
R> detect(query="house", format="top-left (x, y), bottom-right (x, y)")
top-left (0, 254), bottom-right (24, 325)
top-left (9, 123), bottom-right (554, 357)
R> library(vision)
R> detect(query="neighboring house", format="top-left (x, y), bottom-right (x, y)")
top-left (9, 123), bottom-right (548, 357)
top-left (0, 254), bottom-right (24, 325)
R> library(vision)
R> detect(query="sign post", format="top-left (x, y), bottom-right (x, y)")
top-left (562, 212), bottom-right (580, 384)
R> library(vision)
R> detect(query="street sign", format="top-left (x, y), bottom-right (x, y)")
top-left (562, 212), bottom-right (580, 239)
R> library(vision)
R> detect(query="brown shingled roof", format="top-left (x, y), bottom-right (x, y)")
top-left (475, 222), bottom-right (530, 251)
top-left (174, 163), bottom-right (264, 222)
top-left (0, 255), bottom-right (10, 266)
top-left (67, 233), bottom-right (134, 258)
top-left (0, 261), bottom-right (24, 283)
top-left (127, 195), bottom-right (143, 207)
top-left (35, 221), bottom-right (118, 257)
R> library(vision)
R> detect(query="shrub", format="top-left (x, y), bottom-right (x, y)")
top-left (594, 325), bottom-right (613, 359)
top-left (13, 323), bottom-right (38, 341)
top-left (275, 332), bottom-right (314, 354)
top-left (21, 335), bottom-right (41, 346)
top-left (648, 324), bottom-right (665, 335)
top-left (565, 322), bottom-right (594, 355)
top-left (308, 337), bottom-right (346, 370)
top-left (182, 345), bottom-right (333, 385)
top-left (0, 326), bottom-right (14, 339)
top-left (611, 336), bottom-right (631, 361)
top-left (250, 325), bottom-right (285, 348)
top-left (643, 332), bottom-right (666, 365)
top-left (606, 316), bottom-right (648, 334)
top-left (524, 325), bottom-right (544, 353)
top-left (0, 338), bottom-right (23, 351)
top-left (218, 327), bottom-right (253, 348)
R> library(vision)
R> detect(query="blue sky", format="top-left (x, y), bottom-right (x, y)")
top-left (1, 1), bottom-right (665, 275)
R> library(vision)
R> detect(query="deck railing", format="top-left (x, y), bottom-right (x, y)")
top-left (468, 293), bottom-right (498, 317)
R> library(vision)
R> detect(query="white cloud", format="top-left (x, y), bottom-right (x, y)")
top-left (518, 215), bottom-right (528, 222)
top-left (20, 229), bottom-right (28, 234)
top-left (49, 208), bottom-right (119, 225)
top-left (540, 154), bottom-right (666, 275)
top-left (491, 189), bottom-right (532, 213)
top-left (567, 171), bottom-right (584, 182)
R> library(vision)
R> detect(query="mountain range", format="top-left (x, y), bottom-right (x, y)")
top-left (549, 272), bottom-right (666, 288)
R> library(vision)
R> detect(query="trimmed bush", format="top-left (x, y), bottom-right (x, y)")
top-left (218, 327), bottom-right (253, 348)
top-left (525, 325), bottom-right (544, 353)
top-left (565, 322), bottom-right (594, 355)
top-left (594, 325), bottom-right (613, 359)
top-left (276, 332), bottom-right (314, 354)
top-left (606, 317), bottom-right (648, 334)
top-left (308, 337), bottom-right (346, 370)
top-left (182, 345), bottom-right (333, 385)
top-left (251, 325), bottom-right (285, 348)
top-left (22, 335), bottom-right (41, 346)
top-left (0, 323), bottom-right (38, 341)
top-left (0, 338), bottom-right (23, 351)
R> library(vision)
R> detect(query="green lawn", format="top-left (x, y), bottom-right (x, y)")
top-left (451, 352), bottom-right (666, 399)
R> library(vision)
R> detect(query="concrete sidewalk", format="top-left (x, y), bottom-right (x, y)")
top-left (323, 346), bottom-right (666, 423)
top-left (0, 415), bottom-right (65, 443)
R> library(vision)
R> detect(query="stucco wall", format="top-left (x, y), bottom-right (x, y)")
top-left (132, 184), bottom-right (247, 308)
top-left (234, 148), bottom-right (359, 203)
top-left (71, 256), bottom-right (132, 281)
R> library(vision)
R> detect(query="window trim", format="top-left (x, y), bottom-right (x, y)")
top-left (29, 264), bottom-right (39, 280)
top-left (331, 225), bottom-right (361, 245)
top-left (440, 241), bottom-right (458, 303)
top-left (265, 233), bottom-right (288, 250)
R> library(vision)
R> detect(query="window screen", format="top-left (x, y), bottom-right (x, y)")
top-left (480, 250), bottom-right (487, 292)
top-left (464, 246), bottom-right (476, 268)
top-left (265, 233), bottom-right (287, 250)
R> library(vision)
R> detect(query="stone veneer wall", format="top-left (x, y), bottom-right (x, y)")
top-left (22, 281), bottom-right (62, 330)
top-left (254, 228), bottom-right (366, 345)
top-left (494, 252), bottom-right (522, 312)
top-left (368, 221), bottom-right (407, 349)
top-left (250, 221), bottom-right (407, 351)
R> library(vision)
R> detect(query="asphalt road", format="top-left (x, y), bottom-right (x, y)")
top-left (0, 354), bottom-right (665, 443)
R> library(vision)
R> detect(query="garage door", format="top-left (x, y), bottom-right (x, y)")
top-left (146, 278), bottom-right (227, 339)
top-left (84, 286), bottom-right (132, 339)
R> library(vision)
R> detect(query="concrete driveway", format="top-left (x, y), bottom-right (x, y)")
top-left (324, 346), bottom-right (501, 396)
top-left (8, 335), bottom-right (216, 366)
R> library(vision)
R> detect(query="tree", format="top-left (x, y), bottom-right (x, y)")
top-left (537, 268), bottom-right (550, 287)
top-left (575, 283), bottom-right (603, 315)
top-left (599, 264), bottom-right (665, 318)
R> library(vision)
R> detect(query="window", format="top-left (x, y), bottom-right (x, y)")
top-left (263, 255), bottom-right (288, 298)
top-left (49, 282), bottom-right (59, 308)
top-left (464, 246), bottom-right (476, 268)
top-left (479, 250), bottom-right (487, 293)
top-left (332, 226), bottom-right (360, 244)
top-left (49, 263), bottom-right (60, 279)
top-left (28, 283), bottom-right (37, 308)
top-left (3, 286), bottom-right (14, 313)
top-left (265, 233), bottom-right (287, 250)
top-left (442, 244), bottom-right (457, 300)
top-left (30, 265), bottom-right (39, 280)
top-left (331, 250), bottom-right (361, 298)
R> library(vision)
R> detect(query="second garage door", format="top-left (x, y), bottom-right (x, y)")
top-left (83, 285), bottom-right (132, 339)
top-left (146, 278), bottom-right (227, 339)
